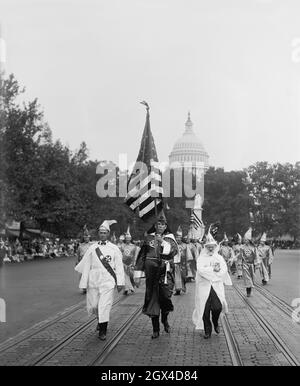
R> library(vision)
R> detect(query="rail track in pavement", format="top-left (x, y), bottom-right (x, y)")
top-left (233, 284), bottom-right (299, 366)
top-left (0, 299), bottom-right (86, 355)
top-left (27, 301), bottom-right (143, 366)
top-left (254, 283), bottom-right (294, 318)
top-left (220, 313), bottom-right (244, 366)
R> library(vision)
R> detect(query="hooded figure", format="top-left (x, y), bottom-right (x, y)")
top-left (260, 233), bottom-right (267, 243)
top-left (76, 225), bottom-right (95, 293)
top-left (134, 211), bottom-right (178, 339)
top-left (173, 225), bottom-right (187, 295)
top-left (244, 227), bottom-right (252, 242)
top-left (192, 229), bottom-right (232, 338)
top-left (257, 232), bottom-right (273, 285)
top-left (77, 225), bottom-right (93, 261)
top-left (219, 232), bottom-right (235, 275)
top-left (233, 233), bottom-right (243, 278)
top-left (239, 227), bottom-right (258, 296)
top-left (185, 227), bottom-right (198, 282)
top-left (118, 234), bottom-right (125, 247)
top-left (111, 232), bottom-right (117, 245)
top-left (74, 220), bottom-right (125, 340)
top-left (119, 225), bottom-right (140, 295)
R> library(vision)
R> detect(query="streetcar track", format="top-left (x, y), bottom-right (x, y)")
top-left (0, 300), bottom-right (86, 354)
top-left (220, 314), bottom-right (243, 366)
top-left (254, 284), bottom-right (294, 319)
top-left (90, 305), bottom-right (143, 366)
top-left (2, 278), bottom-right (297, 367)
top-left (233, 284), bottom-right (299, 366)
top-left (25, 296), bottom-right (125, 366)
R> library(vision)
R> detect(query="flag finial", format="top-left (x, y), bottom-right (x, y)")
top-left (140, 100), bottom-right (149, 111)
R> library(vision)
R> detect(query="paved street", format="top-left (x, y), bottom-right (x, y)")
top-left (264, 249), bottom-right (300, 305)
top-left (0, 249), bottom-right (299, 366)
top-left (1, 0), bottom-right (299, 369)
top-left (0, 256), bottom-right (82, 344)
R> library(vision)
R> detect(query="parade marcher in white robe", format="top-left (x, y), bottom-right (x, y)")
top-left (185, 234), bottom-right (198, 282)
top-left (119, 226), bottom-right (140, 295)
top-left (219, 233), bottom-right (235, 275)
top-left (75, 220), bottom-right (125, 340)
top-left (174, 226), bottom-right (187, 295)
top-left (233, 233), bottom-right (243, 278)
top-left (110, 232), bottom-right (118, 245)
top-left (256, 233), bottom-right (273, 285)
top-left (117, 234), bottom-right (125, 249)
top-left (192, 231), bottom-right (232, 338)
top-left (76, 225), bottom-right (95, 294)
top-left (192, 239), bottom-right (202, 257)
top-left (239, 228), bottom-right (259, 297)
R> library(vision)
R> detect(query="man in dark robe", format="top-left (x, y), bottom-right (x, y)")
top-left (134, 212), bottom-right (177, 339)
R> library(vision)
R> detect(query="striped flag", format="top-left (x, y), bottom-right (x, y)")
top-left (190, 210), bottom-right (204, 229)
top-left (124, 103), bottom-right (163, 221)
top-left (209, 222), bottom-right (221, 238)
top-left (189, 194), bottom-right (205, 240)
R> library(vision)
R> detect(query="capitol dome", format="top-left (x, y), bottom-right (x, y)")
top-left (169, 113), bottom-right (209, 170)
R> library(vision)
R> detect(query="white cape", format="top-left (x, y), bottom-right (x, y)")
top-left (192, 246), bottom-right (232, 330)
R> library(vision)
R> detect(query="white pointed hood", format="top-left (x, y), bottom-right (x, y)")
top-left (125, 225), bottom-right (131, 237)
top-left (205, 227), bottom-right (218, 247)
top-left (176, 225), bottom-right (183, 237)
top-left (244, 227), bottom-right (252, 241)
top-left (99, 220), bottom-right (117, 232)
top-left (260, 232), bottom-right (267, 243)
top-left (223, 233), bottom-right (229, 242)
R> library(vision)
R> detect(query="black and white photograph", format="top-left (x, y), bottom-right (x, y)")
top-left (0, 0), bottom-right (299, 372)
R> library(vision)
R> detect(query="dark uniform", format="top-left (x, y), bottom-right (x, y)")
top-left (135, 230), bottom-right (177, 338)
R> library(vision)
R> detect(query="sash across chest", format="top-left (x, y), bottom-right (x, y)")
top-left (95, 247), bottom-right (117, 285)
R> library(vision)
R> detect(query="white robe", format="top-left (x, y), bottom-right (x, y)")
top-left (192, 247), bottom-right (232, 330)
top-left (75, 241), bottom-right (125, 322)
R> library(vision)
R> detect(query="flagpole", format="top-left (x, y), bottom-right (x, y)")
top-left (154, 197), bottom-right (158, 220)
top-left (125, 100), bottom-right (162, 237)
top-left (142, 101), bottom-right (159, 257)
top-left (190, 206), bottom-right (193, 239)
top-left (140, 100), bottom-right (159, 225)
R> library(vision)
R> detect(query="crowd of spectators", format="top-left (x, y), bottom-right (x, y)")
top-left (272, 239), bottom-right (299, 249)
top-left (0, 237), bottom-right (79, 266)
top-left (0, 235), bottom-right (298, 268)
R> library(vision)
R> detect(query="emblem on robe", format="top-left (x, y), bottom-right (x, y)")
top-left (104, 255), bottom-right (112, 263)
top-left (149, 240), bottom-right (155, 248)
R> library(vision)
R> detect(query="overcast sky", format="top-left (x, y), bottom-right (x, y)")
top-left (1, 0), bottom-right (300, 171)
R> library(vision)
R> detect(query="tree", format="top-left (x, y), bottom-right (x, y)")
top-left (0, 74), bottom-right (50, 225)
top-left (203, 167), bottom-right (250, 239)
top-left (2, 74), bottom-right (298, 241)
top-left (245, 161), bottom-right (300, 240)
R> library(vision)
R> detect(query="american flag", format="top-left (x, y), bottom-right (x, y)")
top-left (209, 222), bottom-right (221, 238)
top-left (124, 102), bottom-right (163, 221)
top-left (189, 194), bottom-right (205, 240)
top-left (189, 211), bottom-right (205, 240)
top-left (190, 210), bottom-right (204, 229)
